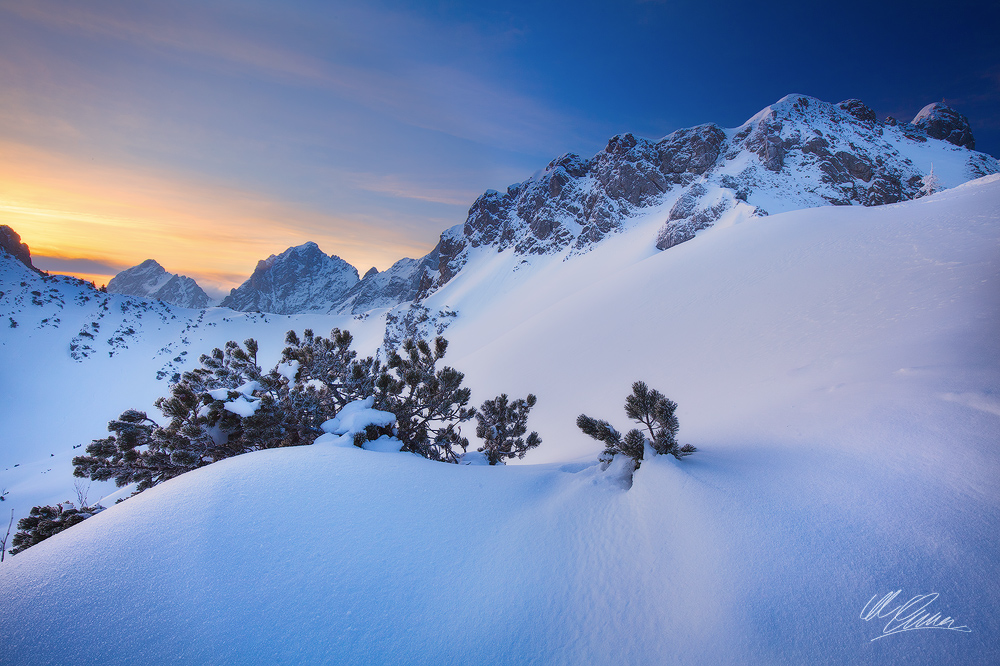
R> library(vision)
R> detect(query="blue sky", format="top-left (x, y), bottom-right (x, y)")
top-left (2, 0), bottom-right (997, 294)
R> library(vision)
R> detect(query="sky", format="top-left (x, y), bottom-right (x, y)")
top-left (2, 0), bottom-right (998, 297)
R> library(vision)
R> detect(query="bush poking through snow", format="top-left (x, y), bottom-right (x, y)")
top-left (476, 394), bottom-right (542, 465)
top-left (72, 330), bottom-right (545, 498)
top-left (577, 381), bottom-right (695, 481)
top-left (9, 502), bottom-right (104, 555)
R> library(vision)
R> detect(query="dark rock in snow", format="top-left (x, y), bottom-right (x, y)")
top-left (837, 99), bottom-right (878, 124)
top-left (910, 102), bottom-right (975, 150)
top-left (0, 225), bottom-right (38, 273)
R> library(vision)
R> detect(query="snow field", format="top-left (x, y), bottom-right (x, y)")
top-left (1, 176), bottom-right (999, 664)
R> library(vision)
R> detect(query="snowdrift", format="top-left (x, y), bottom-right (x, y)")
top-left (2, 177), bottom-right (1000, 664)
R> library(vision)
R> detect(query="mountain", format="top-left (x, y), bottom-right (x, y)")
top-left (333, 252), bottom-right (439, 314)
top-left (2, 175), bottom-right (998, 665)
top-left (0, 225), bottom-right (40, 274)
top-left (106, 259), bottom-right (211, 309)
top-left (220, 242), bottom-right (360, 314)
top-left (423, 95), bottom-right (998, 293)
top-left (216, 95), bottom-right (997, 318)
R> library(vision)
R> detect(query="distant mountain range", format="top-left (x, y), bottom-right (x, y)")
top-left (72, 95), bottom-right (1000, 314)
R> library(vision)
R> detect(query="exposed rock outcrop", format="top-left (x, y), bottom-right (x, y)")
top-left (911, 102), bottom-right (975, 150)
top-left (423, 94), bottom-right (998, 285)
top-left (0, 225), bottom-right (39, 273)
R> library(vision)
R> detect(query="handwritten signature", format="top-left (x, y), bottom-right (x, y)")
top-left (861, 590), bottom-right (972, 641)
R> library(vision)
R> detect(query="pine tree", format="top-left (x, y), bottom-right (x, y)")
top-left (9, 502), bottom-right (104, 555)
top-left (919, 163), bottom-right (941, 197)
top-left (577, 381), bottom-right (695, 478)
top-left (476, 394), bottom-right (541, 465)
top-left (375, 336), bottom-right (475, 463)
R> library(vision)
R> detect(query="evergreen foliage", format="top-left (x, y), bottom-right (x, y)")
top-left (577, 381), bottom-right (696, 474)
top-left (73, 339), bottom-right (286, 491)
top-left (374, 336), bottom-right (475, 463)
top-left (476, 394), bottom-right (541, 465)
top-left (919, 164), bottom-right (942, 197)
top-left (9, 502), bottom-right (104, 555)
top-left (72, 330), bottom-right (543, 496)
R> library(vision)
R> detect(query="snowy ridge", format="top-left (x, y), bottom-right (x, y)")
top-left (210, 95), bottom-right (997, 318)
top-left (107, 259), bottom-right (211, 309)
top-left (333, 252), bottom-right (438, 315)
top-left (423, 95), bottom-right (998, 295)
top-left (2, 175), bottom-right (998, 665)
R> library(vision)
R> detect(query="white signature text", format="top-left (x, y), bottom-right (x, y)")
top-left (861, 590), bottom-right (971, 641)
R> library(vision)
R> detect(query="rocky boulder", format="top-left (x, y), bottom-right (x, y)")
top-left (911, 102), bottom-right (975, 150)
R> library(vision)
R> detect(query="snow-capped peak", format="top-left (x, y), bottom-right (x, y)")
top-left (220, 242), bottom-right (360, 315)
top-left (107, 259), bottom-right (211, 309)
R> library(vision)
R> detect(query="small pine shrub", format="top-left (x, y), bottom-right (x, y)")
top-left (10, 503), bottom-right (104, 555)
top-left (577, 381), bottom-right (695, 478)
top-left (476, 394), bottom-right (541, 465)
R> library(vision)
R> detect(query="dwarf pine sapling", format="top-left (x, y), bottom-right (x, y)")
top-left (9, 502), bottom-right (104, 555)
top-left (476, 394), bottom-right (541, 465)
top-left (577, 381), bottom-right (695, 475)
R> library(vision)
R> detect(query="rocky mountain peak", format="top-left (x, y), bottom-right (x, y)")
top-left (0, 225), bottom-right (39, 273)
top-left (425, 94), bottom-right (999, 294)
top-left (107, 259), bottom-right (211, 309)
top-left (910, 102), bottom-right (975, 149)
top-left (221, 242), bottom-right (360, 315)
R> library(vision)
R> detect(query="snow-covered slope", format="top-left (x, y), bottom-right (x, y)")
top-left (220, 242), bottom-right (360, 314)
top-left (0, 256), bottom-right (386, 528)
top-left (106, 259), bottom-right (211, 309)
top-left (2, 175), bottom-right (998, 665)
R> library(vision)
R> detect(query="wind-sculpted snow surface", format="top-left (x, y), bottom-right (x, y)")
top-left (2, 177), bottom-right (999, 665)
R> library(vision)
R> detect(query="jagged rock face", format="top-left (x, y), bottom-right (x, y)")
top-left (221, 242), bottom-right (359, 315)
top-left (424, 94), bottom-right (998, 281)
top-left (457, 123), bottom-right (730, 260)
top-left (107, 259), bottom-right (211, 309)
top-left (910, 102), bottom-right (975, 150)
top-left (334, 250), bottom-right (438, 315)
top-left (0, 225), bottom-right (37, 272)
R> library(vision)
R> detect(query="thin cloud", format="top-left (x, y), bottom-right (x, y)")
top-left (0, 0), bottom-right (591, 154)
top-left (347, 173), bottom-right (479, 207)
top-left (31, 254), bottom-right (129, 276)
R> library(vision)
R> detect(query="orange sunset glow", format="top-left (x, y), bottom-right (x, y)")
top-left (1, 141), bottom-right (437, 296)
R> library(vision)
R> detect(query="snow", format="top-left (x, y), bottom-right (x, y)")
top-left (316, 396), bottom-right (399, 447)
top-left (1, 176), bottom-right (999, 664)
top-left (222, 395), bottom-right (260, 418)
